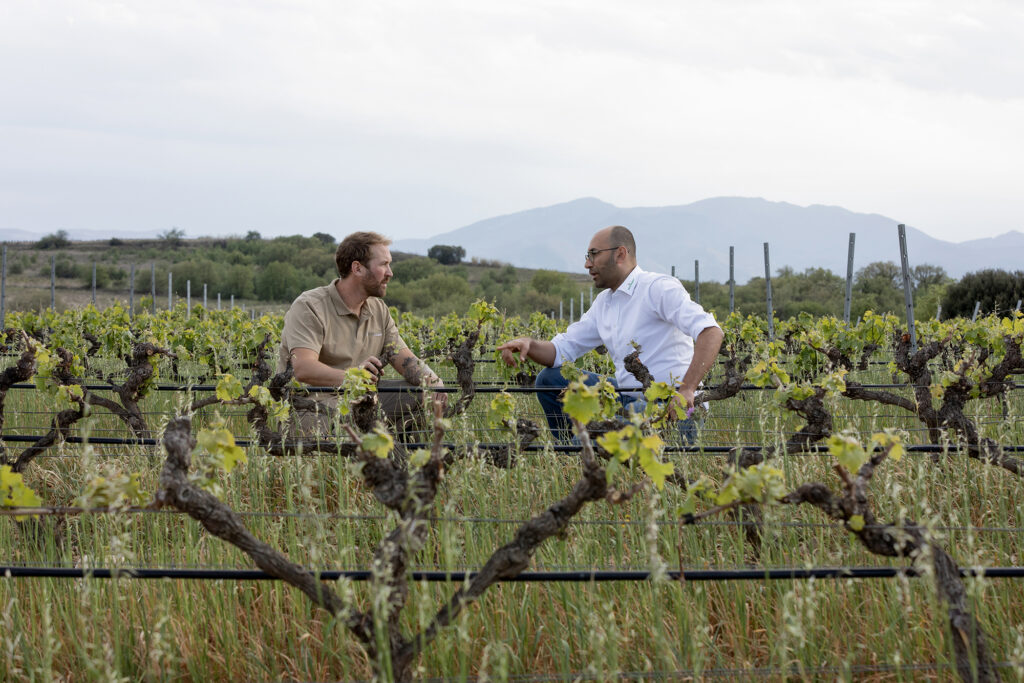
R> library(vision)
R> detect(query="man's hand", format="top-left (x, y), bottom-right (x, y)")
top-left (358, 356), bottom-right (384, 382)
top-left (668, 325), bottom-right (723, 420)
top-left (666, 385), bottom-right (696, 421)
top-left (497, 337), bottom-right (532, 366)
top-left (496, 337), bottom-right (556, 367)
top-left (431, 389), bottom-right (449, 414)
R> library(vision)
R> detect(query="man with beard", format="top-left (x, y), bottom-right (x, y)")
top-left (497, 225), bottom-right (723, 443)
top-left (278, 231), bottom-right (443, 434)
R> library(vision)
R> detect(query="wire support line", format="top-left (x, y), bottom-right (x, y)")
top-left (6, 436), bottom-right (1024, 456)
top-left (4, 506), bottom-right (1023, 536)
top-left (8, 433), bottom-right (1024, 456)
top-left (4, 564), bottom-right (1024, 582)
top-left (403, 660), bottom-right (1024, 683)
top-left (6, 381), bottom-right (1024, 393)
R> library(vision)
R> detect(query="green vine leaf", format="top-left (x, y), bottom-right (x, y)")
top-left (562, 379), bottom-right (606, 424)
top-left (828, 433), bottom-right (869, 474)
top-left (487, 391), bottom-right (515, 430)
top-left (197, 418), bottom-right (248, 474)
top-left (75, 470), bottom-right (147, 509)
top-left (596, 425), bottom-right (674, 490)
top-left (1, 465), bottom-right (43, 519)
top-left (337, 367), bottom-right (376, 417)
top-left (215, 373), bottom-right (244, 401)
top-left (361, 428), bottom-right (395, 459)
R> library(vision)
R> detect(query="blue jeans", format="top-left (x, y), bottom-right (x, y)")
top-left (535, 366), bottom-right (697, 445)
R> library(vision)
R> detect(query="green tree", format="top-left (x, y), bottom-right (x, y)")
top-left (159, 227), bottom-right (186, 247)
top-left (253, 262), bottom-right (315, 302)
top-left (942, 269), bottom-right (1024, 318)
top-left (911, 264), bottom-right (949, 291)
top-left (852, 261), bottom-right (904, 317)
top-left (221, 264), bottom-right (255, 298)
top-left (530, 270), bottom-right (571, 295)
top-left (427, 244), bottom-right (466, 265)
top-left (764, 267), bottom-right (845, 318)
top-left (392, 256), bottom-right (439, 283)
top-left (401, 272), bottom-right (473, 316)
top-left (171, 259), bottom-right (221, 296)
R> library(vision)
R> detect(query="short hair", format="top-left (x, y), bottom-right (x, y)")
top-left (608, 225), bottom-right (636, 257)
top-left (335, 231), bottom-right (391, 277)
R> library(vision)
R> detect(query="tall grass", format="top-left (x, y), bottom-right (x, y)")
top-left (1, 355), bottom-right (1023, 681)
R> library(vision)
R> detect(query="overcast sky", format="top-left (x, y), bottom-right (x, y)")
top-left (2, 0), bottom-right (1022, 243)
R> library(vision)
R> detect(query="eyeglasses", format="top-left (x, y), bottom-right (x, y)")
top-left (584, 247), bottom-right (619, 262)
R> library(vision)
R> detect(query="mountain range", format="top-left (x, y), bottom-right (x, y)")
top-left (393, 197), bottom-right (1022, 283)
top-left (4, 197), bottom-right (1020, 283)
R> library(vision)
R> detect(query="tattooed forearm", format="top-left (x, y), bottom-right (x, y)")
top-left (400, 355), bottom-right (439, 387)
top-left (380, 343), bottom-right (399, 366)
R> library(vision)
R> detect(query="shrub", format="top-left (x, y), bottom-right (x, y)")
top-left (36, 230), bottom-right (70, 249)
top-left (54, 257), bottom-right (80, 279)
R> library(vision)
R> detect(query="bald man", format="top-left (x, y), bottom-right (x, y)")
top-left (497, 225), bottom-right (723, 443)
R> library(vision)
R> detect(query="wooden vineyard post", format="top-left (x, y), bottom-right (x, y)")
top-left (50, 254), bottom-right (56, 310)
top-left (151, 262), bottom-right (156, 314)
top-left (92, 263), bottom-right (97, 305)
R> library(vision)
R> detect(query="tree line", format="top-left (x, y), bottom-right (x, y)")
top-left (10, 232), bottom-right (1024, 319)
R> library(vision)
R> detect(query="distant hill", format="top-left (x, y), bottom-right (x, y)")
top-left (394, 197), bottom-right (1024, 282)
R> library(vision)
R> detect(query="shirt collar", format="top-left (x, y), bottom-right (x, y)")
top-left (614, 266), bottom-right (643, 297)
top-left (329, 279), bottom-right (361, 317)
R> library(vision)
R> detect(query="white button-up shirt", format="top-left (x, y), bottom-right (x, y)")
top-left (551, 266), bottom-right (720, 394)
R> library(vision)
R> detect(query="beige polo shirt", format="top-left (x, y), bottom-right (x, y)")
top-left (276, 280), bottom-right (407, 376)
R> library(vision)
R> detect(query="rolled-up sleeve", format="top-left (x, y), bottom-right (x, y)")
top-left (650, 277), bottom-right (720, 339)
top-left (551, 309), bottom-right (603, 367)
